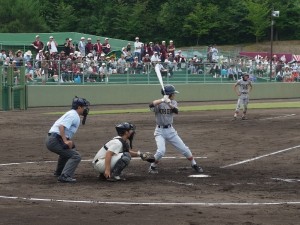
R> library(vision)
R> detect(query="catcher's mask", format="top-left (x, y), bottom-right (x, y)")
top-left (71, 96), bottom-right (90, 125)
top-left (161, 84), bottom-right (179, 96)
top-left (115, 122), bottom-right (136, 148)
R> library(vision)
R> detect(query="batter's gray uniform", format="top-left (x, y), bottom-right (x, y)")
top-left (151, 100), bottom-right (194, 160)
top-left (148, 84), bottom-right (203, 173)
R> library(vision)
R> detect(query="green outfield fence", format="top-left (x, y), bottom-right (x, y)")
top-left (0, 66), bottom-right (26, 110)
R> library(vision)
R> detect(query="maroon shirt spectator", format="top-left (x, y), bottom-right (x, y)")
top-left (94, 38), bottom-right (102, 56)
top-left (31, 35), bottom-right (44, 54)
top-left (167, 40), bottom-right (175, 57)
top-left (85, 38), bottom-right (94, 55)
top-left (102, 38), bottom-right (111, 55)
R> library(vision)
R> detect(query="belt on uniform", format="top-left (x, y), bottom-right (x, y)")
top-left (157, 124), bottom-right (172, 129)
top-left (241, 92), bottom-right (248, 94)
top-left (48, 133), bottom-right (61, 138)
top-left (94, 159), bottom-right (99, 164)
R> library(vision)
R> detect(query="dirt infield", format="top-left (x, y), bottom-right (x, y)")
top-left (0, 101), bottom-right (299, 225)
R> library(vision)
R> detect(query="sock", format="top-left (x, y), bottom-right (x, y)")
top-left (191, 159), bottom-right (197, 166)
top-left (150, 162), bottom-right (157, 167)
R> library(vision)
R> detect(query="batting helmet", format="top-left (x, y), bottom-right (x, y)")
top-left (115, 122), bottom-right (136, 136)
top-left (242, 73), bottom-right (249, 77)
top-left (71, 96), bottom-right (90, 110)
top-left (161, 84), bottom-right (179, 95)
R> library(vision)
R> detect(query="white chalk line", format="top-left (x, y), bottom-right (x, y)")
top-left (259, 114), bottom-right (296, 121)
top-left (0, 195), bottom-right (299, 206)
top-left (272, 178), bottom-right (300, 183)
top-left (221, 144), bottom-right (300, 168)
top-left (0, 156), bottom-right (207, 167)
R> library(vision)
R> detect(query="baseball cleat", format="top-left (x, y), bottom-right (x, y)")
top-left (192, 164), bottom-right (204, 173)
top-left (148, 166), bottom-right (158, 174)
top-left (241, 116), bottom-right (248, 120)
top-left (106, 175), bottom-right (126, 182)
top-left (57, 175), bottom-right (76, 183)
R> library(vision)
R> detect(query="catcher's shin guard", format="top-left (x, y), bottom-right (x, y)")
top-left (111, 152), bottom-right (131, 176)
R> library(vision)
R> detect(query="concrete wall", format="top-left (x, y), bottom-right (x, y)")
top-left (27, 83), bottom-right (300, 107)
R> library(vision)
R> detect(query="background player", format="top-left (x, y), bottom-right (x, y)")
top-left (46, 96), bottom-right (90, 183)
top-left (148, 84), bottom-right (204, 174)
top-left (233, 73), bottom-right (253, 120)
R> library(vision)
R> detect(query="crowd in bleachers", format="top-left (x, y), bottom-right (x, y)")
top-left (0, 34), bottom-right (299, 83)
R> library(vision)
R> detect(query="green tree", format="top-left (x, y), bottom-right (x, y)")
top-left (183, 3), bottom-right (220, 45)
top-left (244, 0), bottom-right (270, 43)
top-left (0, 0), bottom-right (49, 32)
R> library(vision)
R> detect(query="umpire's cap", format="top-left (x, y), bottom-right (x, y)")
top-left (161, 84), bottom-right (179, 95)
top-left (115, 122), bottom-right (136, 136)
top-left (71, 96), bottom-right (90, 109)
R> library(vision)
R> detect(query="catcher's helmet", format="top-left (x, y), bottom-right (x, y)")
top-left (161, 84), bottom-right (179, 95)
top-left (115, 122), bottom-right (136, 136)
top-left (242, 73), bottom-right (249, 77)
top-left (71, 96), bottom-right (90, 110)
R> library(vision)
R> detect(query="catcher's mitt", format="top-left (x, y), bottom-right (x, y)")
top-left (140, 152), bottom-right (155, 163)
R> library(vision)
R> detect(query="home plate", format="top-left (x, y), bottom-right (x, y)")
top-left (188, 174), bottom-right (211, 178)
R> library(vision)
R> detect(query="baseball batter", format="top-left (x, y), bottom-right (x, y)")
top-left (46, 96), bottom-right (90, 183)
top-left (233, 73), bottom-right (253, 120)
top-left (148, 84), bottom-right (204, 174)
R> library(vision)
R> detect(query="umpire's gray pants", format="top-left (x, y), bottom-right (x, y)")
top-left (45, 134), bottom-right (81, 178)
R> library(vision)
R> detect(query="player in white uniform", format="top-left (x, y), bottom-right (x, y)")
top-left (46, 96), bottom-right (90, 183)
top-left (233, 73), bottom-right (253, 120)
top-left (92, 122), bottom-right (151, 181)
top-left (148, 84), bottom-right (204, 174)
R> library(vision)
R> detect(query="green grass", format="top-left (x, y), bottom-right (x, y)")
top-left (45, 101), bottom-right (300, 115)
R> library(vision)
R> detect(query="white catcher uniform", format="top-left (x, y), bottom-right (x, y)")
top-left (234, 75), bottom-right (252, 118)
top-left (92, 136), bottom-right (124, 173)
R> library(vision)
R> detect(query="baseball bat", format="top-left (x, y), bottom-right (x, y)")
top-left (155, 64), bottom-right (166, 94)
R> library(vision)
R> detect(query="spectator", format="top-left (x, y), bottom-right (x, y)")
top-left (31, 35), bottom-right (44, 54)
top-left (0, 49), bottom-right (7, 65)
top-left (153, 42), bottom-right (161, 55)
top-left (25, 61), bottom-right (34, 82)
top-left (142, 54), bottom-right (151, 74)
top-left (14, 50), bottom-right (23, 67)
top-left (78, 37), bottom-right (86, 56)
top-left (64, 38), bottom-right (72, 56)
top-left (126, 42), bottom-right (131, 52)
top-left (47, 36), bottom-right (58, 54)
top-left (160, 41), bottom-right (168, 63)
top-left (211, 44), bottom-right (219, 62)
top-left (117, 54), bottom-right (127, 74)
top-left (167, 40), bottom-right (175, 57)
top-left (85, 38), bottom-right (94, 56)
top-left (131, 56), bottom-right (143, 74)
top-left (99, 62), bottom-right (109, 82)
top-left (151, 51), bottom-right (160, 64)
top-left (102, 38), bottom-right (111, 55)
top-left (134, 37), bottom-right (142, 62)
top-left (94, 38), bottom-right (102, 58)
top-left (8, 50), bottom-right (14, 61)
top-left (24, 50), bottom-right (33, 63)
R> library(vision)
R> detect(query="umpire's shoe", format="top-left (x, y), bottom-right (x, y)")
top-left (57, 175), bottom-right (76, 183)
top-left (192, 164), bottom-right (204, 173)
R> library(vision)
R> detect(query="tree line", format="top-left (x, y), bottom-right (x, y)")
top-left (1, 0), bottom-right (299, 46)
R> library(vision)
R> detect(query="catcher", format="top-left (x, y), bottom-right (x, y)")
top-left (92, 122), bottom-right (154, 181)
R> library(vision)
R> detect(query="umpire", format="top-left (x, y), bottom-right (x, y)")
top-left (46, 96), bottom-right (90, 183)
